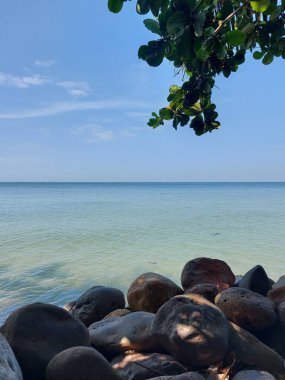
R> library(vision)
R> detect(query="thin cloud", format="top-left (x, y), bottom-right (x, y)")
top-left (71, 124), bottom-right (115, 142)
top-left (57, 80), bottom-right (91, 97)
top-left (0, 72), bottom-right (48, 88)
top-left (34, 60), bottom-right (56, 67)
top-left (0, 100), bottom-right (150, 119)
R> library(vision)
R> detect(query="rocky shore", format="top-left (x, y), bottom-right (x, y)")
top-left (1, 257), bottom-right (285, 380)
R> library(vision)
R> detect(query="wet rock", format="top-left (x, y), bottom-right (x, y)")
top-left (104, 309), bottom-right (132, 319)
top-left (232, 370), bottom-right (276, 379)
top-left (229, 322), bottom-right (285, 380)
top-left (238, 265), bottom-right (272, 296)
top-left (215, 287), bottom-right (277, 331)
top-left (181, 257), bottom-right (235, 290)
top-left (151, 294), bottom-right (229, 367)
top-left (0, 333), bottom-right (23, 380)
top-left (267, 286), bottom-right (285, 306)
top-left (0, 303), bottom-right (90, 380)
top-left (89, 311), bottom-right (161, 354)
top-left (184, 283), bottom-right (220, 303)
top-left (273, 276), bottom-right (285, 289)
top-left (46, 346), bottom-right (122, 380)
top-left (127, 273), bottom-right (183, 314)
top-left (112, 352), bottom-right (190, 380)
top-left (74, 286), bottom-right (125, 326)
top-left (148, 373), bottom-right (205, 380)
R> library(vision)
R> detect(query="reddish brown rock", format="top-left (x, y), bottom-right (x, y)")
top-left (0, 303), bottom-right (90, 380)
top-left (46, 346), bottom-right (122, 380)
top-left (215, 287), bottom-right (277, 332)
top-left (181, 258), bottom-right (235, 290)
top-left (104, 309), bottom-right (132, 319)
top-left (184, 283), bottom-right (220, 303)
top-left (268, 286), bottom-right (285, 305)
top-left (127, 273), bottom-right (183, 314)
top-left (89, 311), bottom-right (161, 354)
top-left (151, 294), bottom-right (229, 367)
top-left (111, 352), bottom-right (190, 380)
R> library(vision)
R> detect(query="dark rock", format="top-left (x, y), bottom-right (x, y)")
top-left (148, 373), bottom-right (205, 380)
top-left (151, 294), bottom-right (229, 367)
top-left (268, 286), bottom-right (285, 306)
top-left (111, 352), bottom-right (190, 380)
top-left (46, 346), bottom-right (122, 380)
top-left (238, 265), bottom-right (272, 296)
top-left (181, 257), bottom-right (235, 290)
top-left (273, 276), bottom-right (285, 289)
top-left (74, 286), bottom-right (125, 326)
top-left (89, 311), bottom-right (161, 354)
top-left (232, 370), bottom-right (276, 379)
top-left (278, 301), bottom-right (285, 327)
top-left (127, 273), bottom-right (183, 314)
top-left (229, 322), bottom-right (285, 380)
top-left (0, 303), bottom-right (90, 380)
top-left (184, 283), bottom-right (220, 303)
top-left (104, 309), bottom-right (132, 319)
top-left (63, 300), bottom-right (76, 313)
top-left (0, 332), bottom-right (23, 380)
top-left (215, 287), bottom-right (277, 332)
top-left (256, 321), bottom-right (285, 359)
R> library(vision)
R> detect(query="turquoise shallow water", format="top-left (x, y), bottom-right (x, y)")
top-left (0, 182), bottom-right (284, 323)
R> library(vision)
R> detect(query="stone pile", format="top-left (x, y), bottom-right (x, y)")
top-left (0, 257), bottom-right (285, 380)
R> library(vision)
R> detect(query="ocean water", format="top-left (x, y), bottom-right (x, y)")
top-left (0, 182), bottom-right (284, 323)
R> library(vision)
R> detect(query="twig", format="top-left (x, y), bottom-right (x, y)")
top-left (214, 0), bottom-right (250, 35)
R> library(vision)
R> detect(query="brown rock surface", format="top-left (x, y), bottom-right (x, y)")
top-left (267, 286), bottom-right (285, 305)
top-left (104, 309), bottom-right (132, 319)
top-left (184, 283), bottom-right (220, 303)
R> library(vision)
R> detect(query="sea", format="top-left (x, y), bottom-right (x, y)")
top-left (0, 182), bottom-right (284, 323)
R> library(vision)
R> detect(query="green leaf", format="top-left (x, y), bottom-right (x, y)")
top-left (253, 50), bottom-right (265, 59)
top-left (190, 115), bottom-right (205, 135)
top-left (159, 107), bottom-right (174, 120)
top-left (226, 30), bottom-right (246, 46)
top-left (167, 11), bottom-right (188, 35)
top-left (250, 0), bottom-right (271, 12)
top-left (150, 0), bottom-right (161, 16)
top-left (138, 41), bottom-right (165, 66)
top-left (144, 19), bottom-right (162, 35)
top-left (137, 0), bottom-right (151, 14)
top-left (193, 12), bottom-right (206, 37)
top-left (262, 51), bottom-right (274, 64)
top-left (108, 0), bottom-right (124, 13)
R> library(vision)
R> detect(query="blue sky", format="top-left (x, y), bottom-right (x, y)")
top-left (0, 1), bottom-right (284, 181)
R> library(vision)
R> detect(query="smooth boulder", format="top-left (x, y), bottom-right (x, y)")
top-left (184, 283), bottom-right (220, 303)
top-left (127, 273), bottom-right (183, 313)
top-left (89, 311), bottom-right (161, 354)
top-left (256, 320), bottom-right (285, 359)
top-left (0, 333), bottom-right (23, 380)
top-left (46, 346), bottom-right (122, 380)
top-left (74, 286), bottom-right (125, 326)
top-left (181, 257), bottom-right (235, 290)
top-left (0, 303), bottom-right (90, 380)
top-left (232, 370), bottom-right (276, 379)
top-left (238, 265), bottom-right (272, 296)
top-left (151, 294), bottom-right (229, 367)
top-left (112, 352), bottom-right (190, 380)
top-left (215, 287), bottom-right (277, 331)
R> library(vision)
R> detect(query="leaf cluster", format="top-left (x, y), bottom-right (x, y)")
top-left (108, 0), bottom-right (285, 135)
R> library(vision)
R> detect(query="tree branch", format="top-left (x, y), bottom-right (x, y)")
top-left (214, 0), bottom-right (250, 35)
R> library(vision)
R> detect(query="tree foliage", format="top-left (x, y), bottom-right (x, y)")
top-left (108, 0), bottom-right (285, 135)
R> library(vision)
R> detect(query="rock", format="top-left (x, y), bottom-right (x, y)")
top-left (74, 286), bottom-right (125, 326)
top-left (127, 273), bottom-right (183, 314)
top-left (268, 286), bottom-right (285, 305)
top-left (104, 309), bottom-right (132, 319)
top-left (89, 311), bottom-right (161, 354)
top-left (229, 322), bottom-right (285, 380)
top-left (0, 303), bottom-right (90, 380)
top-left (46, 346), bottom-right (122, 380)
top-left (184, 283), bottom-right (220, 303)
top-left (151, 294), bottom-right (229, 367)
top-left (278, 301), bottom-right (285, 327)
top-left (181, 257), bottom-right (235, 290)
top-left (112, 352), bottom-right (190, 380)
top-left (148, 374), bottom-right (205, 380)
top-left (63, 300), bottom-right (76, 312)
top-left (0, 333), bottom-right (23, 380)
top-left (215, 287), bottom-right (277, 332)
top-left (238, 265), bottom-right (272, 296)
top-left (273, 276), bottom-right (285, 289)
top-left (256, 321), bottom-right (285, 359)
top-left (232, 370), bottom-right (276, 379)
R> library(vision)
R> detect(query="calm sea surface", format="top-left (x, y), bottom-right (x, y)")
top-left (0, 182), bottom-right (284, 322)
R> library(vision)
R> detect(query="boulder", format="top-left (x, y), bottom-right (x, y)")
top-left (148, 374), bottom-right (205, 380)
top-left (104, 309), bottom-right (132, 319)
top-left (89, 311), bottom-right (161, 354)
top-left (74, 286), bottom-right (125, 326)
top-left (256, 321), bottom-right (285, 359)
top-left (184, 283), bottom-right (220, 303)
top-left (46, 346), bottom-right (122, 380)
top-left (63, 300), bottom-right (76, 313)
top-left (181, 258), bottom-right (235, 290)
top-left (127, 273), bottom-right (183, 313)
top-left (278, 301), bottom-right (285, 327)
top-left (238, 265), bottom-right (272, 296)
top-left (0, 303), bottom-right (90, 380)
top-left (273, 276), bottom-right (285, 289)
top-left (215, 287), bottom-right (277, 332)
top-left (267, 286), bottom-right (285, 306)
top-left (112, 352), bottom-right (190, 380)
top-left (0, 333), bottom-right (23, 380)
top-left (232, 370), bottom-right (276, 379)
top-left (151, 294), bottom-right (229, 367)
top-left (229, 322), bottom-right (285, 380)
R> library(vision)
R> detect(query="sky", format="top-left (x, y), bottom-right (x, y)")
top-left (0, 1), bottom-right (284, 182)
